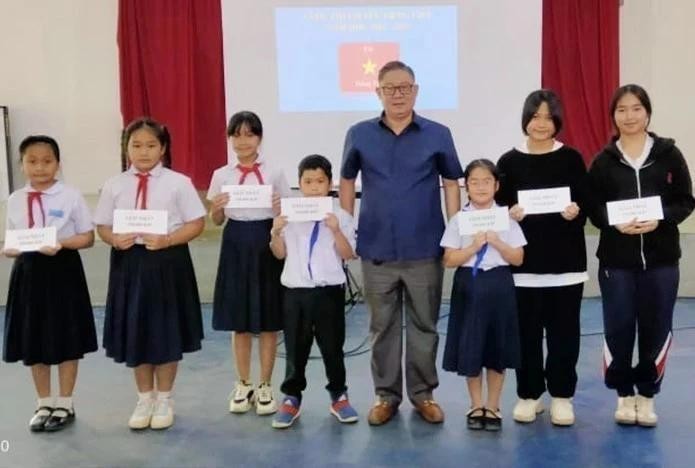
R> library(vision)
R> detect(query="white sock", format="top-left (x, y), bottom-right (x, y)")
top-left (137, 391), bottom-right (154, 402)
top-left (37, 397), bottom-right (54, 409)
top-left (55, 396), bottom-right (73, 410)
top-left (157, 391), bottom-right (171, 401)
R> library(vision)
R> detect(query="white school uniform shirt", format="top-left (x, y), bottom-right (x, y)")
top-left (440, 203), bottom-right (527, 271)
top-left (512, 139), bottom-right (590, 287)
top-left (93, 163), bottom-right (205, 234)
top-left (280, 201), bottom-right (356, 288)
top-left (206, 156), bottom-right (292, 221)
top-left (5, 180), bottom-right (93, 241)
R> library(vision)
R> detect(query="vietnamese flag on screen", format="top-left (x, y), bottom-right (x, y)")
top-left (338, 42), bottom-right (400, 93)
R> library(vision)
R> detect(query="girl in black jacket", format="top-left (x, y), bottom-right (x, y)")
top-left (588, 84), bottom-right (695, 427)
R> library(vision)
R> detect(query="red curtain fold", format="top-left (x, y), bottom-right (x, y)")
top-left (117, 0), bottom-right (226, 188)
top-left (542, 0), bottom-right (619, 164)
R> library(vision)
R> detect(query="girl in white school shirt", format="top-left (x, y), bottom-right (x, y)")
top-left (207, 111), bottom-right (290, 415)
top-left (2, 135), bottom-right (97, 433)
top-left (440, 159), bottom-right (526, 432)
top-left (94, 118), bottom-right (206, 430)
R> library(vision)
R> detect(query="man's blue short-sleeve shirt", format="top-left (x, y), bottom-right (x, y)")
top-left (341, 113), bottom-right (463, 261)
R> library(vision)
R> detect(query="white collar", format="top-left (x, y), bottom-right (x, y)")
top-left (21, 180), bottom-right (63, 194)
top-left (234, 154), bottom-right (265, 170)
top-left (515, 139), bottom-right (564, 154)
top-left (127, 162), bottom-right (164, 177)
top-left (462, 201), bottom-right (499, 212)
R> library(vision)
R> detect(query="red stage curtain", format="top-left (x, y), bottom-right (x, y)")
top-left (542, 0), bottom-right (620, 164)
top-left (117, 0), bottom-right (226, 188)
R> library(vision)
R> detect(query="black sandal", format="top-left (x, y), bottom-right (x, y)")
top-left (466, 407), bottom-right (486, 430)
top-left (484, 408), bottom-right (502, 432)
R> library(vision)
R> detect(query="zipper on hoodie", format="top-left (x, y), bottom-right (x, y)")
top-left (619, 158), bottom-right (655, 270)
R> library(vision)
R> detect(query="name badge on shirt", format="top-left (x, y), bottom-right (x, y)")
top-left (281, 197), bottom-right (332, 222)
top-left (222, 184), bottom-right (273, 209)
top-left (606, 196), bottom-right (664, 225)
top-left (517, 187), bottom-right (571, 215)
top-left (4, 226), bottom-right (57, 252)
top-left (48, 209), bottom-right (65, 218)
top-left (113, 209), bottom-right (168, 235)
top-left (457, 207), bottom-right (510, 235)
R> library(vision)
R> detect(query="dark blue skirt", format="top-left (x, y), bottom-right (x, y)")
top-left (103, 244), bottom-right (203, 367)
top-left (212, 219), bottom-right (283, 332)
top-left (3, 249), bottom-right (97, 366)
top-left (443, 266), bottom-right (521, 376)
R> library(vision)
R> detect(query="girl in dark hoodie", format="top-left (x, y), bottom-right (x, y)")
top-left (588, 84), bottom-right (695, 427)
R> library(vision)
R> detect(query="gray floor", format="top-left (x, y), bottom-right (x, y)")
top-left (1, 300), bottom-right (695, 468)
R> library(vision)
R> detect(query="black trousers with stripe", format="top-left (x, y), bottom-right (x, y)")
top-left (599, 265), bottom-right (678, 397)
top-left (280, 285), bottom-right (347, 402)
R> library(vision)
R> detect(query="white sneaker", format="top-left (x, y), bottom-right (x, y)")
top-left (150, 398), bottom-right (174, 430)
top-left (255, 382), bottom-right (278, 415)
top-left (635, 395), bottom-right (657, 427)
top-left (615, 396), bottom-right (637, 425)
top-left (513, 398), bottom-right (544, 423)
top-left (229, 381), bottom-right (255, 413)
top-left (550, 398), bottom-right (575, 426)
top-left (128, 398), bottom-right (154, 430)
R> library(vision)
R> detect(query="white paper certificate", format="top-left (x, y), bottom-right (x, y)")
top-left (281, 197), bottom-right (333, 222)
top-left (606, 196), bottom-right (664, 225)
top-left (457, 207), bottom-right (510, 235)
top-left (3, 226), bottom-right (57, 252)
top-left (517, 187), bottom-right (572, 215)
top-left (113, 209), bottom-right (168, 235)
top-left (222, 184), bottom-right (273, 209)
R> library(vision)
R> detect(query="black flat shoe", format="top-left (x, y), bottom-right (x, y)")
top-left (484, 408), bottom-right (502, 432)
top-left (29, 406), bottom-right (54, 432)
top-left (43, 408), bottom-right (76, 432)
top-left (466, 407), bottom-right (486, 430)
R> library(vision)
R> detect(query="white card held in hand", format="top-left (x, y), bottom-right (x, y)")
top-left (113, 209), bottom-right (168, 235)
top-left (222, 184), bottom-right (273, 209)
top-left (4, 226), bottom-right (57, 252)
top-left (606, 196), bottom-right (664, 225)
top-left (457, 207), bottom-right (510, 235)
top-left (517, 187), bottom-right (572, 215)
top-left (281, 197), bottom-right (333, 222)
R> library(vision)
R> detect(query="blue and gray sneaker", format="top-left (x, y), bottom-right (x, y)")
top-left (272, 396), bottom-right (301, 429)
top-left (330, 393), bottom-right (358, 423)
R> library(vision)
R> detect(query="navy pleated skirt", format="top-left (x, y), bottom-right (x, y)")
top-left (3, 249), bottom-right (97, 366)
top-left (103, 244), bottom-right (203, 367)
top-left (443, 266), bottom-right (521, 376)
top-left (212, 219), bottom-right (283, 333)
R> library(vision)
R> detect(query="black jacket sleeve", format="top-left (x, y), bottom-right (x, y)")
top-left (662, 146), bottom-right (695, 225)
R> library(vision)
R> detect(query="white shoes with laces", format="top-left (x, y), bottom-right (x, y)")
top-left (513, 398), bottom-right (544, 423)
top-left (255, 382), bottom-right (278, 415)
top-left (150, 398), bottom-right (174, 429)
top-left (550, 398), bottom-right (575, 426)
top-left (635, 395), bottom-right (657, 427)
top-left (615, 396), bottom-right (637, 425)
top-left (128, 398), bottom-right (154, 430)
top-left (128, 395), bottom-right (174, 430)
top-left (229, 381), bottom-right (255, 413)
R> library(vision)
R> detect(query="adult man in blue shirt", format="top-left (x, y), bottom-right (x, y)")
top-left (340, 61), bottom-right (463, 425)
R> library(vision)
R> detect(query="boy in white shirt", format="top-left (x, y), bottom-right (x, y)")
top-left (269, 155), bottom-right (358, 429)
